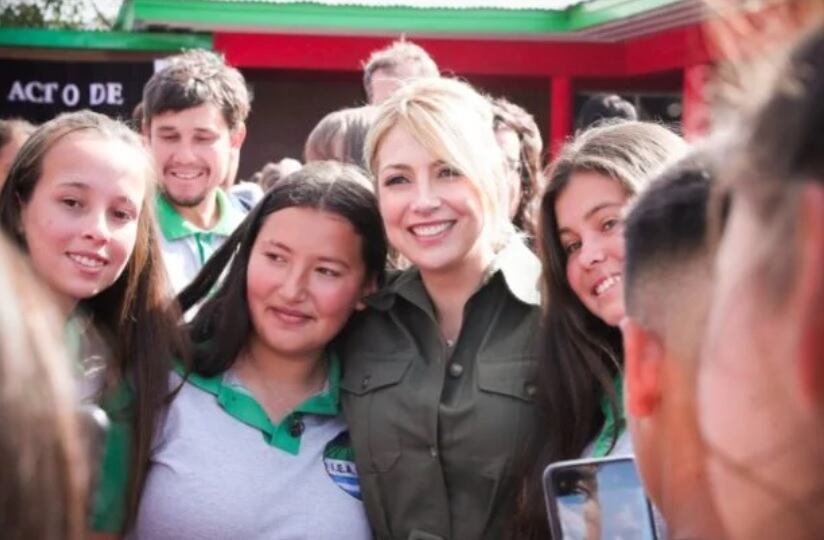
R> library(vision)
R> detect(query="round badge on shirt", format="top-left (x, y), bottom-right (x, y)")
top-left (323, 431), bottom-right (362, 500)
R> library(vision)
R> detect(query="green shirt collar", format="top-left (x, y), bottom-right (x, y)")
top-left (156, 189), bottom-right (242, 240)
top-left (176, 352), bottom-right (341, 455)
top-left (366, 236), bottom-right (540, 312)
top-left (592, 374), bottom-right (626, 458)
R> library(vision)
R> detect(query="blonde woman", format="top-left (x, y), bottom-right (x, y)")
top-left (337, 78), bottom-right (542, 540)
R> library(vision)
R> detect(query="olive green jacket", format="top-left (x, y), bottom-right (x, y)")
top-left (338, 239), bottom-right (542, 540)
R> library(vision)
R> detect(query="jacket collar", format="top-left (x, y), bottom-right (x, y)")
top-left (365, 236), bottom-right (541, 312)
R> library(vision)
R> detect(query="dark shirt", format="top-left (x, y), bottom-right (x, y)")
top-left (339, 238), bottom-right (542, 540)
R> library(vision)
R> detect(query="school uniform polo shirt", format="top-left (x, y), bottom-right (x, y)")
top-left (93, 356), bottom-right (371, 539)
top-left (156, 189), bottom-right (247, 293)
top-left (589, 375), bottom-right (633, 458)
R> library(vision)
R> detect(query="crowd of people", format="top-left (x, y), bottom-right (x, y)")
top-left (0, 3), bottom-right (822, 539)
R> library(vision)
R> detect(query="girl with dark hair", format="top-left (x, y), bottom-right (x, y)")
top-left (120, 161), bottom-right (386, 539)
top-left (511, 120), bottom-right (687, 539)
top-left (0, 110), bottom-right (185, 537)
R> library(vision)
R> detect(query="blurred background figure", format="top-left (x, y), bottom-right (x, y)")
top-left (0, 234), bottom-right (88, 540)
top-left (362, 39), bottom-right (440, 105)
top-left (576, 94), bottom-right (638, 132)
top-left (304, 106), bottom-right (376, 170)
top-left (249, 158), bottom-right (302, 192)
top-left (0, 118), bottom-right (36, 187)
top-left (129, 102), bottom-right (144, 133)
top-left (491, 97), bottom-right (544, 240)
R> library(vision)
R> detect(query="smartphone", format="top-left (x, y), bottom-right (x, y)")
top-left (543, 456), bottom-right (658, 540)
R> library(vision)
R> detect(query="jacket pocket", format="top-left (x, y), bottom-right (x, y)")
top-left (340, 352), bottom-right (413, 396)
top-left (341, 352), bottom-right (414, 473)
top-left (476, 356), bottom-right (537, 402)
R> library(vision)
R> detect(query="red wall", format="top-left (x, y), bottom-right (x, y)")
top-left (216, 23), bottom-right (711, 77)
top-left (220, 23), bottom-right (713, 177)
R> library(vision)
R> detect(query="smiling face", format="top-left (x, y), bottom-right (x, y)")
top-left (19, 132), bottom-right (147, 309)
top-left (375, 124), bottom-right (493, 276)
top-left (246, 207), bottom-right (371, 359)
top-left (556, 171), bottom-right (630, 326)
top-left (147, 102), bottom-right (242, 210)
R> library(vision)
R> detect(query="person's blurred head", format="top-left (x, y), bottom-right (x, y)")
top-left (491, 97), bottom-right (544, 237)
top-left (576, 94), bottom-right (638, 132)
top-left (0, 118), bottom-right (35, 187)
top-left (699, 21), bottom-right (824, 540)
top-left (142, 50), bottom-right (249, 210)
top-left (304, 106), bottom-right (376, 170)
top-left (251, 158), bottom-right (303, 192)
top-left (363, 39), bottom-right (440, 105)
top-left (365, 77), bottom-right (512, 275)
top-left (180, 161), bottom-right (387, 375)
top-left (130, 101), bottom-right (144, 132)
top-left (621, 147), bottom-right (725, 539)
top-left (0, 234), bottom-right (87, 540)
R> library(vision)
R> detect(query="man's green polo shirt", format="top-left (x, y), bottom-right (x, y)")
top-left (156, 189), bottom-right (246, 293)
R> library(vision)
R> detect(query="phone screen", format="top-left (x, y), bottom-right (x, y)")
top-left (550, 459), bottom-right (656, 540)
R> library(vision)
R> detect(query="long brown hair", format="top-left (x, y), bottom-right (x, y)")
top-left (0, 234), bottom-right (87, 540)
top-left (511, 121), bottom-right (687, 539)
top-left (0, 110), bottom-right (187, 531)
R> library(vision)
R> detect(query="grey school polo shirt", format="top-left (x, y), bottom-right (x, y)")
top-left (129, 359), bottom-right (371, 540)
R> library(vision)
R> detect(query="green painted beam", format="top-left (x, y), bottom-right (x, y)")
top-left (131, 0), bottom-right (573, 35)
top-left (566, 0), bottom-right (684, 30)
top-left (0, 28), bottom-right (213, 51)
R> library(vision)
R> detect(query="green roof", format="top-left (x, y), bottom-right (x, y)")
top-left (121, 0), bottom-right (686, 37)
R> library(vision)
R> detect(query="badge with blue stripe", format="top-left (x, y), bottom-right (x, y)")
top-left (323, 431), bottom-right (361, 500)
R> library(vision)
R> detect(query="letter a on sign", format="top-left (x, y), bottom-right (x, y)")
top-left (8, 81), bottom-right (26, 102)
